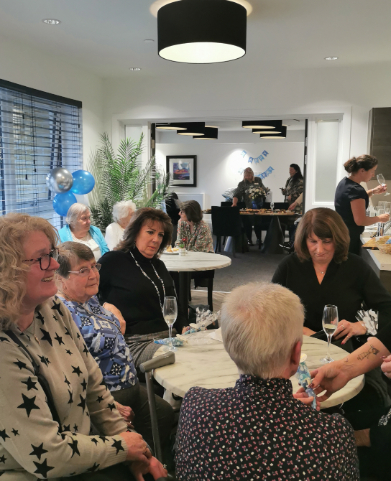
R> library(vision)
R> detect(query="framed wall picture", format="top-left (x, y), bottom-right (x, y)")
top-left (166, 155), bottom-right (197, 187)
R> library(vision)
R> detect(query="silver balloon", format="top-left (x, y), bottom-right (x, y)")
top-left (46, 167), bottom-right (73, 193)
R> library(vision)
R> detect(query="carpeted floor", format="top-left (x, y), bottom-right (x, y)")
top-left (190, 248), bottom-right (287, 310)
top-left (212, 248), bottom-right (286, 292)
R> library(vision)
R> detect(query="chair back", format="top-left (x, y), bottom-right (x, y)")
top-left (220, 201), bottom-right (232, 206)
top-left (274, 202), bottom-right (289, 210)
top-left (211, 206), bottom-right (243, 237)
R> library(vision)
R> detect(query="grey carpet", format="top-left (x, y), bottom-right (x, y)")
top-left (212, 248), bottom-right (286, 292)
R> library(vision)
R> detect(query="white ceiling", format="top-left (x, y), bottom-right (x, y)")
top-left (1, 0), bottom-right (391, 79)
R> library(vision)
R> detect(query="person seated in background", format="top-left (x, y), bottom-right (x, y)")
top-left (176, 200), bottom-right (214, 253)
top-left (56, 241), bottom-right (175, 453)
top-left (105, 200), bottom-right (137, 250)
top-left (175, 282), bottom-right (359, 480)
top-left (58, 202), bottom-right (109, 261)
top-left (165, 192), bottom-right (181, 246)
top-left (98, 207), bottom-right (184, 367)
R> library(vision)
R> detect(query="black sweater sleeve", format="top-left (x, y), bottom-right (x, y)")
top-left (271, 256), bottom-right (289, 287)
top-left (360, 261), bottom-right (391, 352)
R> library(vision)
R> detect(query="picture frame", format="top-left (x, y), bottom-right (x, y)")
top-left (166, 155), bottom-right (197, 187)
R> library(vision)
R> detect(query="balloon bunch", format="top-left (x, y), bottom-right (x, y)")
top-left (46, 168), bottom-right (95, 216)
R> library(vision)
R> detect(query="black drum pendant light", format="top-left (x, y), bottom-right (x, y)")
top-left (194, 127), bottom-right (219, 140)
top-left (156, 123), bottom-right (187, 130)
top-left (260, 126), bottom-right (287, 139)
top-left (158, 0), bottom-right (247, 64)
top-left (177, 122), bottom-right (206, 136)
top-left (242, 120), bottom-right (283, 130)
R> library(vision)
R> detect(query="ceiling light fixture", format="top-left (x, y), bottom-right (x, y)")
top-left (324, 56), bottom-right (338, 61)
top-left (242, 120), bottom-right (283, 130)
top-left (177, 122), bottom-right (205, 136)
top-left (129, 67), bottom-right (142, 71)
top-left (42, 19), bottom-right (61, 25)
top-left (194, 127), bottom-right (218, 140)
top-left (252, 129), bottom-right (282, 135)
top-left (150, 0), bottom-right (253, 18)
top-left (156, 123), bottom-right (187, 130)
top-left (158, 0), bottom-right (247, 64)
top-left (260, 126), bottom-right (287, 139)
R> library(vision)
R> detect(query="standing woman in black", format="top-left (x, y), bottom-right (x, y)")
top-left (335, 155), bottom-right (389, 255)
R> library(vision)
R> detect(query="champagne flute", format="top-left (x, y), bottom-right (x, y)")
top-left (321, 305), bottom-right (339, 363)
top-left (270, 201), bottom-right (274, 212)
top-left (377, 174), bottom-right (390, 196)
top-left (163, 296), bottom-right (178, 352)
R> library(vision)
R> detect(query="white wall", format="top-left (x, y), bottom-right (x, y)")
top-left (155, 140), bottom-right (304, 208)
top-left (0, 34), bottom-right (104, 165)
top-left (103, 63), bottom-right (391, 211)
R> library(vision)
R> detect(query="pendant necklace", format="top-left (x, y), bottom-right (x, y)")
top-left (130, 250), bottom-right (166, 313)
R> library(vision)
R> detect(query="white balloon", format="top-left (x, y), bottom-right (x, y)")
top-left (46, 167), bottom-right (73, 193)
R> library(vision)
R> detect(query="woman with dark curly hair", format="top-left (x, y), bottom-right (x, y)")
top-left (98, 207), bottom-right (180, 366)
top-left (335, 155), bottom-right (389, 255)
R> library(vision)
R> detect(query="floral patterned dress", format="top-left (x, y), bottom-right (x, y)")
top-left (284, 177), bottom-right (304, 214)
top-left (176, 220), bottom-right (214, 253)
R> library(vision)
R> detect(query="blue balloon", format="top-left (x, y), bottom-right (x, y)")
top-left (53, 192), bottom-right (77, 216)
top-left (71, 170), bottom-right (95, 195)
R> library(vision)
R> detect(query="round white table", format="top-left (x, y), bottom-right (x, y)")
top-left (153, 332), bottom-right (364, 409)
top-left (160, 251), bottom-right (231, 323)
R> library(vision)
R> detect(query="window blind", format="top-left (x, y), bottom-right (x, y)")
top-left (0, 79), bottom-right (83, 229)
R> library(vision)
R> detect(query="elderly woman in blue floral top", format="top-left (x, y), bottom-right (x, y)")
top-left (176, 200), bottom-right (214, 253)
top-left (56, 241), bottom-right (174, 452)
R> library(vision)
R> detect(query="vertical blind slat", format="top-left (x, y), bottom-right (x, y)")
top-left (0, 81), bottom-right (83, 228)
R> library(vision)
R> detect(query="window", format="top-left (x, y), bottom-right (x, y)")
top-left (0, 79), bottom-right (82, 228)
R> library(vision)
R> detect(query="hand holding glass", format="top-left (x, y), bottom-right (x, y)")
top-left (321, 305), bottom-right (339, 363)
top-left (377, 174), bottom-right (390, 196)
top-left (163, 296), bottom-right (178, 352)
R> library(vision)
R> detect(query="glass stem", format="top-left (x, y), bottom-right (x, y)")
top-left (169, 324), bottom-right (173, 350)
top-left (327, 334), bottom-right (331, 360)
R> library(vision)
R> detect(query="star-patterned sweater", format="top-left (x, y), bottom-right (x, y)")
top-left (175, 375), bottom-right (359, 480)
top-left (0, 296), bottom-right (129, 480)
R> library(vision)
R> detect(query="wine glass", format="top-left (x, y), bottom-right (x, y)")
top-left (321, 305), bottom-right (339, 363)
top-left (163, 296), bottom-right (178, 352)
top-left (377, 174), bottom-right (390, 196)
top-left (270, 201), bottom-right (274, 212)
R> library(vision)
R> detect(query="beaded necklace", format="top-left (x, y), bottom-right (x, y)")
top-left (129, 250), bottom-right (165, 313)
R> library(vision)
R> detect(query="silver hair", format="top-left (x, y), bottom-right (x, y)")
top-left (112, 200), bottom-right (137, 222)
top-left (221, 282), bottom-right (304, 379)
top-left (65, 203), bottom-right (90, 227)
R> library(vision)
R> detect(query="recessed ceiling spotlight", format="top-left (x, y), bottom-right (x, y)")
top-left (324, 56), bottom-right (338, 61)
top-left (129, 67), bottom-right (141, 71)
top-left (144, 39), bottom-right (155, 43)
top-left (42, 19), bottom-right (61, 25)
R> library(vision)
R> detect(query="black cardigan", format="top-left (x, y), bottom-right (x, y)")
top-left (272, 253), bottom-right (391, 351)
top-left (98, 247), bottom-right (177, 336)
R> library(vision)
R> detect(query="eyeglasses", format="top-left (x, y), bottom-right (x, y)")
top-left (68, 264), bottom-right (101, 277)
top-left (23, 248), bottom-right (59, 271)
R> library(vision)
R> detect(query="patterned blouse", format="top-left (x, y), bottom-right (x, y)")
top-left (59, 295), bottom-right (138, 392)
top-left (175, 375), bottom-right (359, 480)
top-left (284, 177), bottom-right (304, 214)
top-left (176, 219), bottom-right (214, 253)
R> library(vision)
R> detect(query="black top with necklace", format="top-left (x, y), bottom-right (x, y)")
top-left (98, 246), bottom-right (177, 336)
top-left (272, 252), bottom-right (391, 345)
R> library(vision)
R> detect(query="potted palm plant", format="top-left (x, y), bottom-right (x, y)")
top-left (88, 132), bottom-right (171, 232)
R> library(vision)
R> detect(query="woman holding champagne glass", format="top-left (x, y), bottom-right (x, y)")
top-left (334, 155), bottom-right (389, 255)
top-left (272, 208), bottom-right (391, 343)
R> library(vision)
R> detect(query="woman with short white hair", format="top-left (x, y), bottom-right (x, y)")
top-left (105, 200), bottom-right (137, 250)
top-left (58, 203), bottom-right (109, 261)
top-left (175, 282), bottom-right (359, 481)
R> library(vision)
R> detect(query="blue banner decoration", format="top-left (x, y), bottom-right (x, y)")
top-left (248, 150), bottom-right (269, 164)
